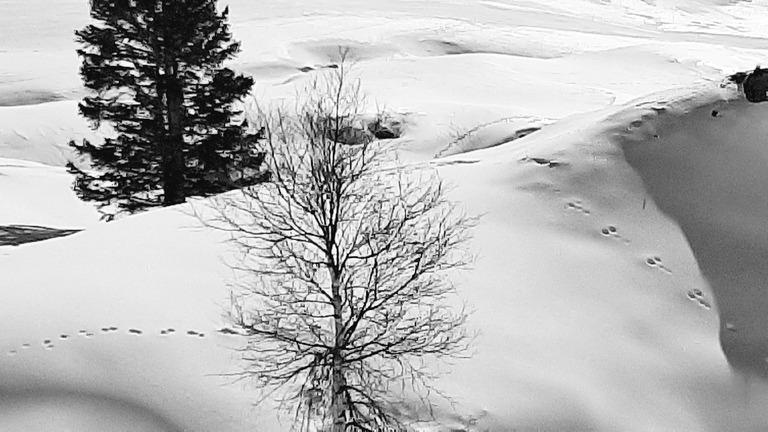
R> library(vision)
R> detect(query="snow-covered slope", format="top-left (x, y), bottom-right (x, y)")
top-left (610, 84), bottom-right (768, 381)
top-left (0, 207), bottom-right (282, 431)
top-left (424, 86), bottom-right (768, 431)
top-left (5, 0), bottom-right (768, 431)
top-left (5, 84), bottom-right (768, 431)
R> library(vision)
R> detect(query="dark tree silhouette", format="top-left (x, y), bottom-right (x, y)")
top-left (69, 0), bottom-right (267, 218)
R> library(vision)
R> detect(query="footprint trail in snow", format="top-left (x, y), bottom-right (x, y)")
top-left (2, 325), bottom-right (246, 356)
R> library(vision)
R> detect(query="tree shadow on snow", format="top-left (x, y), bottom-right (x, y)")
top-left (0, 225), bottom-right (81, 246)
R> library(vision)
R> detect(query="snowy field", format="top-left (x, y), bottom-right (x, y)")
top-left (3, 0), bottom-right (768, 430)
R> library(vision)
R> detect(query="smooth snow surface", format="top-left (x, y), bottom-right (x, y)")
top-left (0, 158), bottom-right (100, 228)
top-left (4, 0), bottom-right (768, 431)
top-left (0, 101), bottom-right (107, 167)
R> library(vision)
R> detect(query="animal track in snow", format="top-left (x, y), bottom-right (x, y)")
top-left (565, 199), bottom-right (590, 215)
top-left (217, 327), bottom-right (245, 335)
top-left (5, 326), bottom-right (227, 357)
top-left (644, 255), bottom-right (671, 274)
top-left (686, 288), bottom-right (711, 310)
top-left (42, 338), bottom-right (55, 349)
top-left (600, 225), bottom-right (630, 244)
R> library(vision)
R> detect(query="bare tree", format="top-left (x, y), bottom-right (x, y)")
top-left (203, 57), bottom-right (474, 432)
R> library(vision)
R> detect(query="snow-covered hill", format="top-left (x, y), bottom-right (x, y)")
top-left (611, 85), bottom-right (768, 382)
top-left (4, 0), bottom-right (768, 431)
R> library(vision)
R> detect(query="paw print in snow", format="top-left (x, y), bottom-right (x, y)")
top-left (686, 288), bottom-right (711, 310)
top-left (644, 256), bottom-right (671, 274)
top-left (4, 325), bottom-right (225, 359)
top-left (600, 225), bottom-right (629, 244)
top-left (566, 199), bottom-right (590, 215)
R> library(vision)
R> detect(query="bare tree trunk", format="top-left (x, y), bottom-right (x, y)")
top-left (162, 61), bottom-right (186, 205)
top-left (331, 273), bottom-right (347, 432)
top-left (331, 354), bottom-right (346, 432)
top-left (151, 3), bottom-right (186, 207)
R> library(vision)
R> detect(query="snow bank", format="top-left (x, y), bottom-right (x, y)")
top-left (424, 105), bottom-right (737, 431)
top-left (609, 81), bottom-right (768, 381)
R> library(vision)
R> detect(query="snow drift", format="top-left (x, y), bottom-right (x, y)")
top-left (610, 81), bottom-right (768, 380)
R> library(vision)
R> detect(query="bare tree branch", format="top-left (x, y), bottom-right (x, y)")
top-left (200, 49), bottom-right (475, 432)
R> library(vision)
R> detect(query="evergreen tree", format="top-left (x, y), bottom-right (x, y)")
top-left (69, 0), bottom-right (267, 218)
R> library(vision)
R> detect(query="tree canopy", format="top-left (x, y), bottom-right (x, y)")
top-left (70, 0), bottom-right (267, 218)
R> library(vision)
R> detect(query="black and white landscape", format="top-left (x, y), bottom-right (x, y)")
top-left (3, 0), bottom-right (768, 431)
